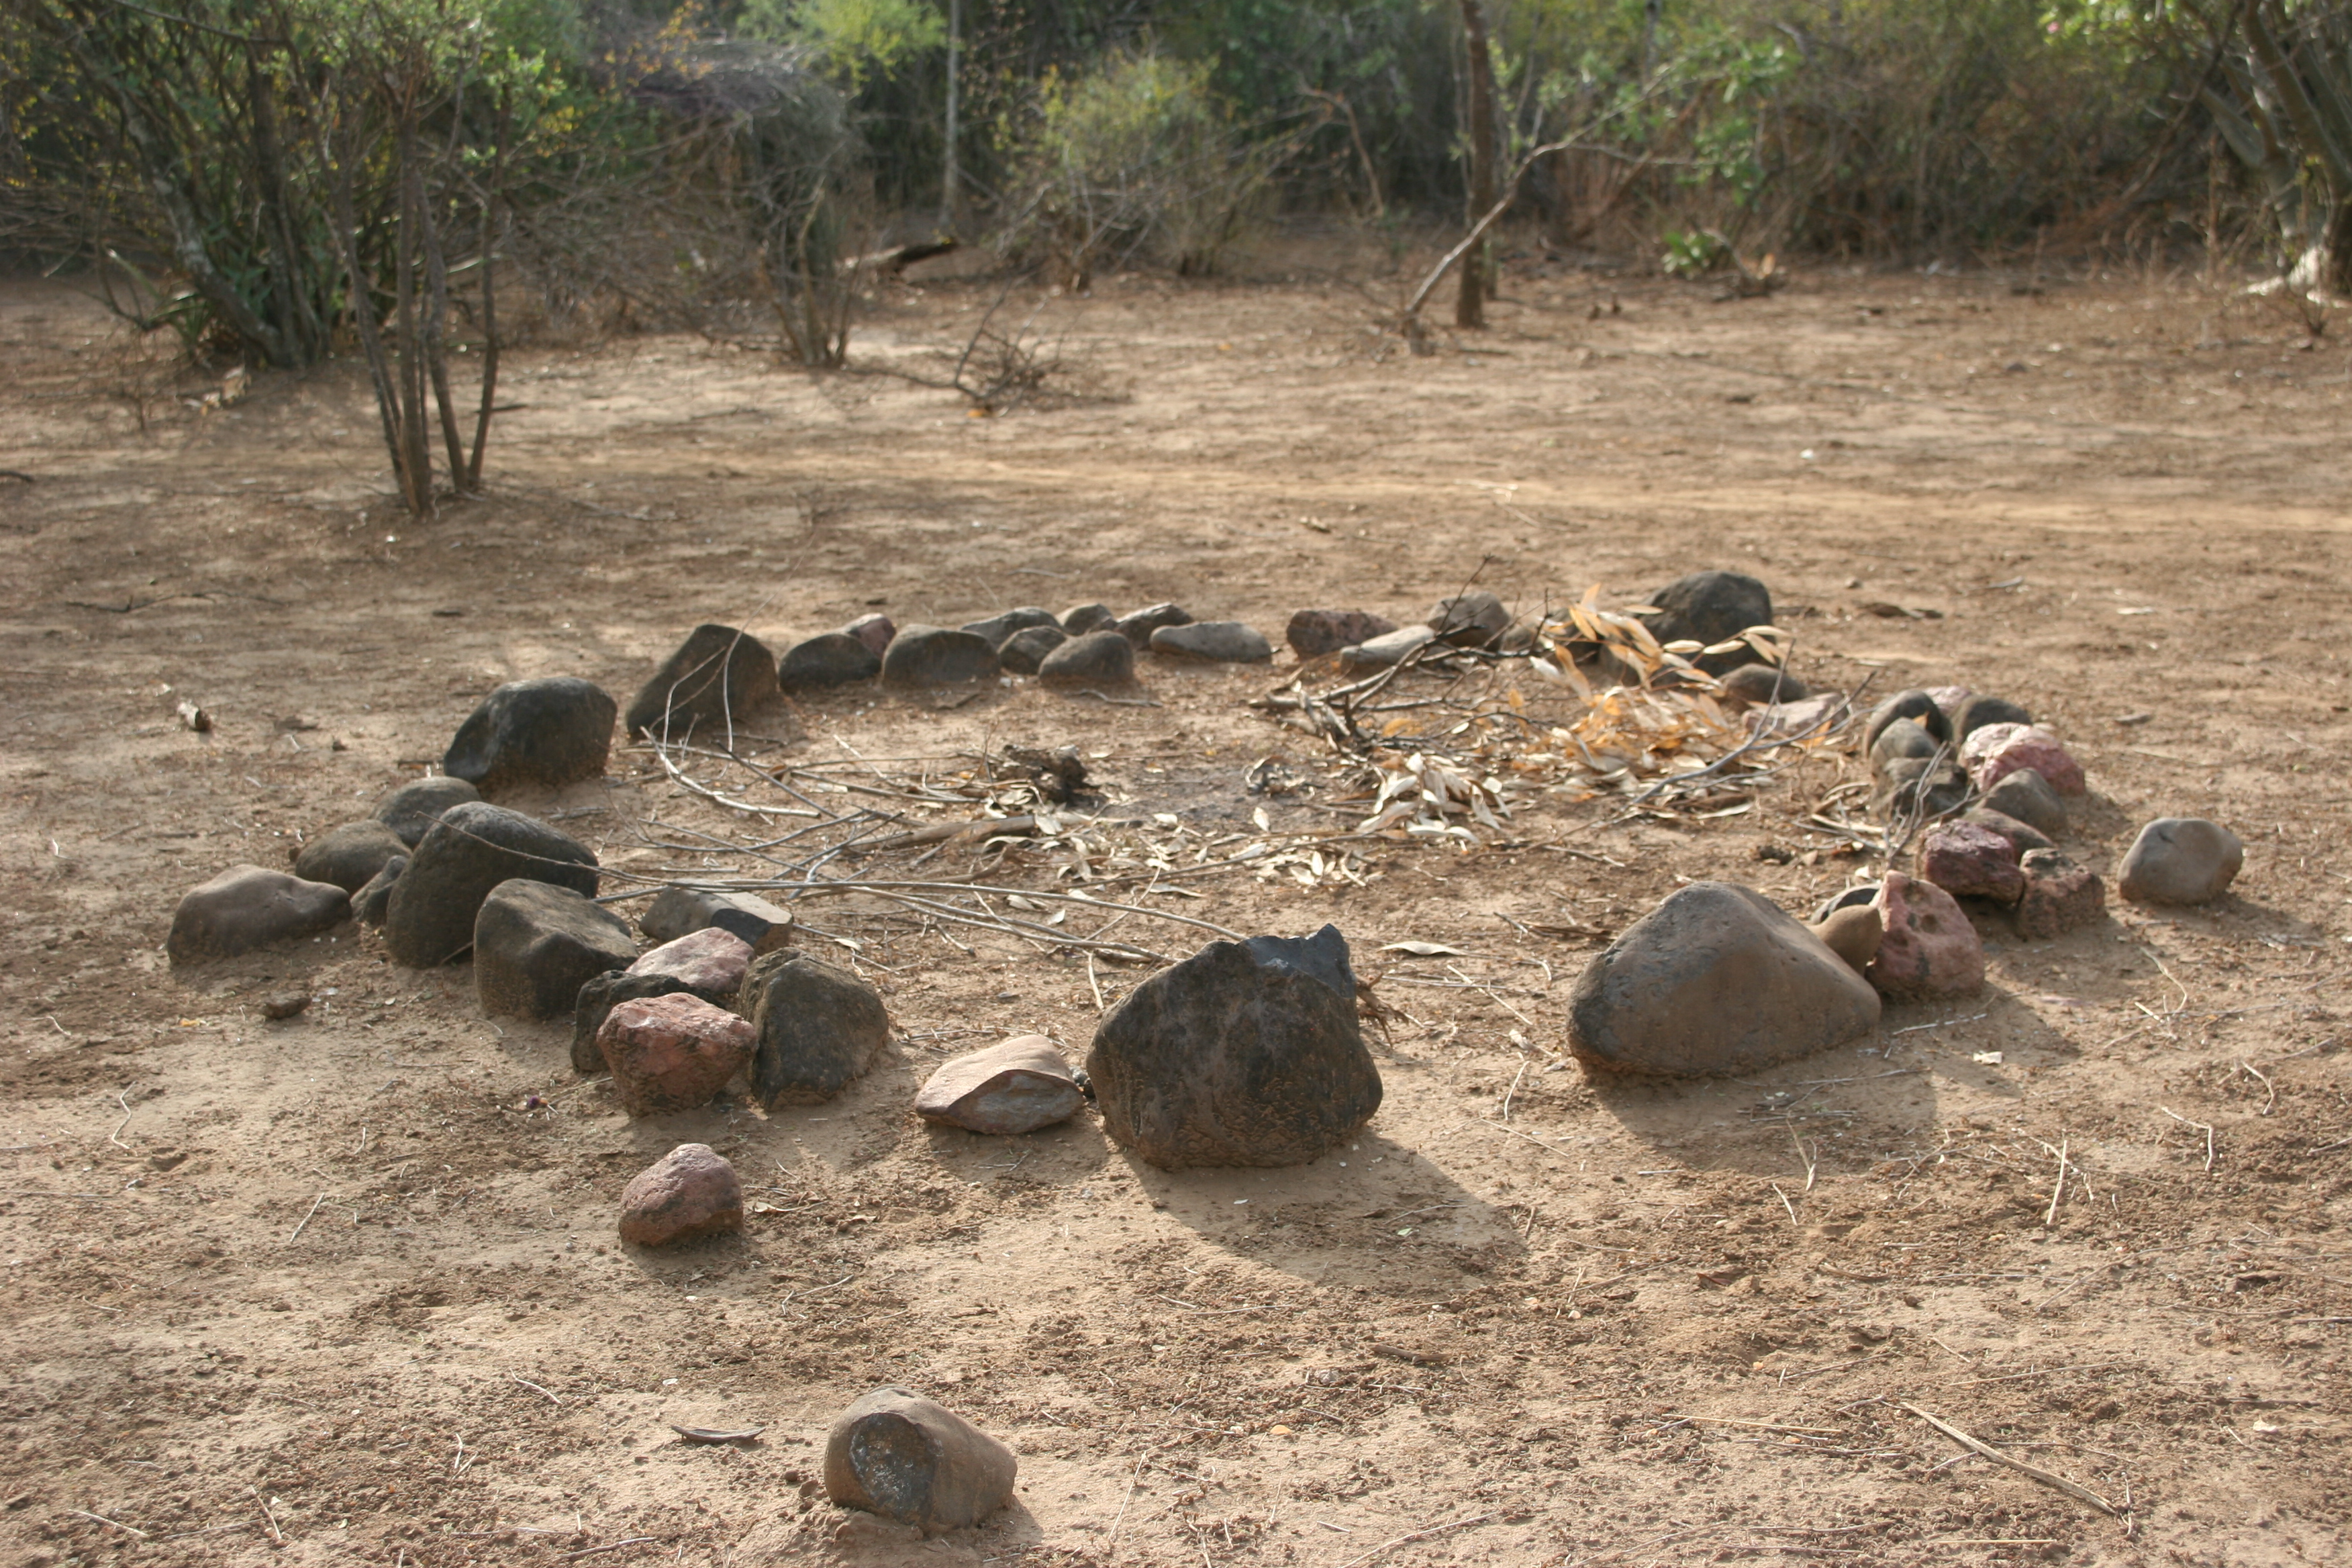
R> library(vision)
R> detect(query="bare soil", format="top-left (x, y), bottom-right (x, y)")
top-left (1, 248), bottom-right (2348, 1568)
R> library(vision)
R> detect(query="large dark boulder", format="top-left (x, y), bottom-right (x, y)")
top-left (879, 626), bottom-right (1000, 689)
top-left (293, 820), bottom-right (407, 893)
top-left (1038, 630), bottom-right (1135, 685)
top-left (1638, 571), bottom-right (1773, 674)
top-left (442, 677), bottom-right (616, 795)
top-left (474, 879), bottom-right (638, 1020)
top-left (373, 775), bottom-right (481, 848)
top-left (779, 632), bottom-right (881, 692)
top-left (740, 953), bottom-right (891, 1107)
top-left (1085, 925), bottom-right (1379, 1169)
top-left (626, 624), bottom-right (779, 740)
top-left (167, 866), bottom-right (349, 965)
top-left (382, 801), bottom-right (599, 969)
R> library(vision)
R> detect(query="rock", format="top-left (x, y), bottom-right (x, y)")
top-left (167, 865), bottom-right (350, 965)
top-left (997, 624), bottom-right (1067, 675)
top-left (1338, 625), bottom-right (1437, 672)
top-left (1809, 904), bottom-right (1883, 974)
top-left (1059, 603), bottom-right (1114, 636)
top-left (1638, 571), bottom-right (1773, 673)
top-left (2016, 849), bottom-right (2106, 938)
top-left (1918, 820), bottom-right (2025, 904)
top-left (1285, 609), bottom-right (1397, 659)
top-left (1865, 690), bottom-right (1953, 752)
top-left (1746, 693), bottom-right (1843, 740)
top-left (1869, 717), bottom-right (1941, 773)
top-left (1150, 621), bottom-right (1272, 663)
top-left (443, 677), bottom-right (616, 795)
top-left (879, 626), bottom-right (1000, 689)
top-left (1085, 926), bottom-right (1380, 1169)
top-left (573, 970), bottom-right (697, 1073)
top-left (475, 879), bottom-right (638, 1021)
top-left (960, 607), bottom-right (1059, 647)
top-left (1718, 665), bottom-right (1808, 706)
top-left (383, 802), bottom-right (600, 969)
top-left (2118, 818), bottom-right (2244, 905)
top-left (914, 1036), bottom-right (1084, 1135)
top-left (1871, 756), bottom-right (1969, 820)
top-left (842, 612), bottom-right (897, 658)
top-left (1814, 883), bottom-right (1879, 921)
top-left (1426, 591), bottom-right (1509, 648)
top-left (1865, 873), bottom-right (1983, 1001)
top-left (1112, 602), bottom-right (1193, 647)
top-left (1951, 693), bottom-right (2032, 739)
top-left (1037, 630), bottom-right (1135, 685)
top-left (640, 885), bottom-right (793, 952)
top-left (618, 1143), bottom-right (742, 1246)
top-left (1961, 807), bottom-right (2054, 856)
top-left (1983, 769), bottom-right (2068, 837)
top-left (599, 993), bottom-right (756, 1115)
top-left (1926, 685), bottom-right (1973, 719)
top-left (1962, 724), bottom-right (2086, 796)
top-left (824, 1386), bottom-right (1018, 1532)
top-left (260, 991), bottom-right (311, 1021)
top-left (740, 953), bottom-right (891, 1107)
top-left (293, 820), bottom-right (407, 893)
top-left (625, 625), bottom-right (779, 740)
top-left (1565, 882), bottom-right (1880, 1077)
top-left (352, 854), bottom-right (406, 927)
top-left (373, 775), bottom-right (481, 848)
top-left (630, 925), bottom-right (754, 995)
top-left (779, 632), bottom-right (880, 691)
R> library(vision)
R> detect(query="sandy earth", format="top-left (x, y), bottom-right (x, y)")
top-left (1, 244), bottom-right (2349, 1568)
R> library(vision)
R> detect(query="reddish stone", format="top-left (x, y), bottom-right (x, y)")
top-left (1925, 685), bottom-right (1973, 720)
top-left (1866, 872), bottom-right (1984, 1001)
top-left (1918, 820), bottom-right (2024, 904)
top-left (1962, 723), bottom-right (2086, 796)
top-left (618, 1143), bottom-right (742, 1246)
top-left (628, 925), bottom-right (752, 995)
top-left (842, 614), bottom-right (896, 658)
top-left (599, 993), bottom-right (756, 1116)
top-left (2015, 849), bottom-right (2106, 939)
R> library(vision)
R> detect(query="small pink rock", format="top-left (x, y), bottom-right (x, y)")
top-left (1925, 685), bottom-right (1973, 719)
top-left (1866, 872), bottom-right (1984, 1001)
top-left (628, 924), bottom-right (753, 995)
top-left (2015, 849), bottom-right (2106, 939)
top-left (600, 993), bottom-right (756, 1116)
top-left (618, 1142), bottom-right (742, 1246)
top-left (1918, 820), bottom-right (2024, 904)
top-left (842, 613), bottom-right (896, 659)
top-left (1961, 723), bottom-right (2086, 796)
top-left (915, 1035), bottom-right (1085, 1134)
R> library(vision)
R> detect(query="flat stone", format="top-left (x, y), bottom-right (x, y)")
top-left (625, 625), bottom-right (779, 740)
top-left (914, 1036), bottom-right (1084, 1135)
top-left (442, 677), bottom-right (616, 795)
top-left (740, 953), bottom-right (892, 1107)
top-left (629, 926), bottom-right (753, 995)
top-left (879, 626), bottom-right (1000, 689)
top-left (1962, 724), bottom-right (2086, 796)
top-left (1808, 904), bottom-right (1883, 974)
top-left (1865, 690), bottom-right (1953, 752)
top-left (2016, 849), bottom-right (2106, 938)
top-left (1059, 603), bottom-right (1114, 636)
top-left (1285, 609), bottom-right (1397, 659)
top-left (1086, 926), bottom-right (1380, 1169)
top-left (294, 820), bottom-right (407, 893)
top-left (1638, 571), bottom-right (1773, 673)
top-left (779, 632), bottom-right (880, 691)
top-left (961, 607), bottom-right (1059, 647)
top-left (167, 865), bottom-right (350, 965)
top-left (1036, 630), bottom-right (1134, 685)
top-left (842, 614), bottom-right (897, 658)
top-left (373, 775), bottom-right (481, 848)
top-left (599, 993), bottom-right (756, 1116)
top-left (997, 624), bottom-right (1067, 675)
top-left (1112, 602), bottom-right (1192, 648)
top-left (1338, 625), bottom-right (1437, 672)
top-left (352, 855), bottom-right (405, 927)
top-left (475, 879), bottom-right (638, 1021)
top-left (1918, 820), bottom-right (2024, 903)
top-left (639, 885), bottom-right (793, 952)
top-left (1566, 881), bottom-right (1880, 1077)
top-left (1426, 591), bottom-right (1508, 648)
top-left (2118, 818), bottom-right (2244, 905)
top-left (1150, 621), bottom-right (1272, 663)
top-left (618, 1143), bottom-right (742, 1246)
top-left (573, 970), bottom-right (697, 1073)
top-left (1865, 872), bottom-right (1983, 1001)
top-left (1718, 665), bottom-right (1808, 706)
top-left (383, 802), bottom-right (600, 969)
top-left (1952, 693), bottom-right (2032, 739)
top-left (1983, 769), bottom-right (2068, 837)
top-left (1960, 807), bottom-right (2054, 856)
top-left (824, 1386), bottom-right (1018, 1532)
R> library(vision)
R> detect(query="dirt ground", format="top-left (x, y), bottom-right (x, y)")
top-left (1, 242), bottom-right (2348, 1568)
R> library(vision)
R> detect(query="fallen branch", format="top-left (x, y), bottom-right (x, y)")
top-left (1898, 1403), bottom-right (2120, 1517)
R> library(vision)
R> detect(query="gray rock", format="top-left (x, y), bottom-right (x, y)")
top-left (1951, 693), bottom-right (2032, 739)
top-left (1871, 756), bottom-right (1969, 820)
top-left (997, 624), bottom-right (1067, 675)
top-left (1566, 881), bottom-right (1879, 1077)
top-left (1338, 625), bottom-right (1437, 672)
top-left (2016, 848), bottom-right (2106, 938)
top-left (1982, 768), bottom-right (2067, 837)
top-left (1869, 717), bottom-right (1941, 773)
top-left (842, 613), bottom-right (897, 658)
top-left (1037, 630), bottom-right (1135, 685)
top-left (475, 879), bottom-right (638, 1021)
top-left (914, 1035), bottom-right (1084, 1135)
top-left (625, 624), bottom-right (779, 740)
top-left (824, 1386), bottom-right (1018, 1532)
top-left (1086, 925), bottom-right (1379, 1169)
top-left (442, 677), bottom-right (616, 795)
top-left (779, 632), bottom-right (881, 691)
top-left (294, 820), bottom-right (407, 893)
top-left (167, 865), bottom-right (350, 965)
top-left (1813, 883), bottom-right (1879, 922)
top-left (1809, 904), bottom-right (1882, 974)
top-left (880, 626), bottom-right (1001, 689)
top-left (961, 607), bottom-right (1060, 647)
top-left (1719, 665), bottom-right (1808, 706)
top-left (1865, 690), bottom-right (1953, 752)
top-left (640, 885), bottom-right (793, 952)
top-left (1426, 591), bottom-right (1509, 648)
top-left (1059, 603), bottom-right (1115, 636)
top-left (352, 854), bottom-right (406, 927)
top-left (383, 801), bottom-right (600, 969)
top-left (2118, 818), bottom-right (2244, 906)
top-left (373, 775), bottom-right (481, 848)
top-left (1960, 807), bottom-right (2054, 856)
top-left (1286, 609), bottom-right (1398, 659)
top-left (618, 1143), bottom-right (742, 1246)
top-left (1112, 602), bottom-right (1192, 648)
top-left (1150, 621), bottom-right (1272, 663)
top-left (1639, 571), bottom-right (1773, 673)
top-left (740, 952), bottom-right (891, 1107)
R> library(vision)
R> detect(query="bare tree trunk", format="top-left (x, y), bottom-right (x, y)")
top-left (1455, 0), bottom-right (1498, 330)
top-left (392, 111), bottom-right (434, 516)
top-left (941, 0), bottom-right (961, 230)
